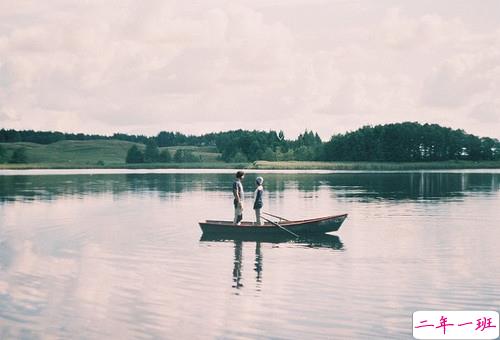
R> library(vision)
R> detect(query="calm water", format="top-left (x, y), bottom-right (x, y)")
top-left (0, 170), bottom-right (499, 339)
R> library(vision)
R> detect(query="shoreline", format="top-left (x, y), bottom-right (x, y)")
top-left (1, 160), bottom-right (500, 171)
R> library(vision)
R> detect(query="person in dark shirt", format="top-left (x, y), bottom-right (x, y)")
top-left (253, 176), bottom-right (264, 225)
top-left (232, 171), bottom-right (245, 224)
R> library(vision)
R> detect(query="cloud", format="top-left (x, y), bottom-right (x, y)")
top-left (377, 8), bottom-right (467, 49)
top-left (419, 38), bottom-right (500, 138)
top-left (0, 2), bottom-right (299, 132)
top-left (0, 1), bottom-right (499, 139)
top-left (469, 101), bottom-right (500, 124)
top-left (421, 55), bottom-right (492, 108)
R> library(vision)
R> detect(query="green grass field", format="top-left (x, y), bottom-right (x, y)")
top-left (0, 140), bottom-right (138, 165)
top-left (1, 140), bottom-right (500, 170)
top-left (0, 140), bottom-right (224, 168)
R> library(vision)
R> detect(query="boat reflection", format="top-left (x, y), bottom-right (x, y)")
top-left (200, 233), bottom-right (344, 249)
top-left (200, 234), bottom-right (343, 291)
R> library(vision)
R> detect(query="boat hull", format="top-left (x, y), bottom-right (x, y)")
top-left (199, 214), bottom-right (347, 236)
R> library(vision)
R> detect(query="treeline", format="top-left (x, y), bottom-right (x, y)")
top-left (0, 129), bottom-right (212, 146)
top-left (2, 123), bottom-right (499, 163)
top-left (0, 127), bottom-right (324, 163)
top-left (125, 129), bottom-right (324, 163)
top-left (324, 122), bottom-right (499, 161)
top-left (125, 141), bottom-right (200, 164)
top-left (0, 129), bottom-right (110, 144)
top-left (214, 130), bottom-right (322, 162)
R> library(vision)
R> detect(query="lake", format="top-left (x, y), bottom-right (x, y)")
top-left (0, 170), bottom-right (499, 339)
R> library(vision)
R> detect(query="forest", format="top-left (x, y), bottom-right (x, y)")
top-left (1, 122), bottom-right (499, 164)
top-left (324, 122), bottom-right (499, 161)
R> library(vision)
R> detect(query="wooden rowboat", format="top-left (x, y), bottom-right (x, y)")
top-left (199, 213), bottom-right (348, 236)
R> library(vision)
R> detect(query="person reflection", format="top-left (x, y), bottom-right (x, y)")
top-left (232, 241), bottom-right (263, 290)
top-left (254, 242), bottom-right (263, 283)
top-left (228, 235), bottom-right (344, 291)
top-left (232, 241), bottom-right (243, 289)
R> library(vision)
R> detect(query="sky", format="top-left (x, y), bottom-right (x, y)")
top-left (0, 0), bottom-right (499, 140)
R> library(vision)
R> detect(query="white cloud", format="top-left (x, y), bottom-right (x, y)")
top-left (378, 8), bottom-right (467, 49)
top-left (308, 8), bottom-right (500, 138)
top-left (0, 1), bottom-right (499, 139)
top-left (418, 35), bottom-right (500, 138)
top-left (421, 55), bottom-right (491, 108)
top-left (469, 101), bottom-right (500, 124)
top-left (0, 2), bottom-right (299, 133)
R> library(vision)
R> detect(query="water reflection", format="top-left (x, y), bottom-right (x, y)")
top-left (200, 233), bottom-right (344, 249)
top-left (1, 171), bottom-right (498, 339)
top-left (232, 241), bottom-right (244, 290)
top-left (231, 241), bottom-right (264, 292)
top-left (255, 242), bottom-right (263, 284)
top-left (0, 174), bottom-right (230, 202)
top-left (327, 172), bottom-right (499, 200)
top-left (1, 172), bottom-right (498, 203)
top-left (200, 234), bottom-right (343, 292)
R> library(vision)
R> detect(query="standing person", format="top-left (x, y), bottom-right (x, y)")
top-left (233, 171), bottom-right (245, 225)
top-left (253, 176), bottom-right (264, 225)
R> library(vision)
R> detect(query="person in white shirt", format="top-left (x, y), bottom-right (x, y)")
top-left (232, 171), bottom-right (245, 224)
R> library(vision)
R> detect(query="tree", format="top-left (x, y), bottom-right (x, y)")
top-left (112, 133), bottom-right (148, 144)
top-left (0, 129), bottom-right (21, 142)
top-left (231, 151), bottom-right (248, 163)
top-left (9, 147), bottom-right (28, 163)
top-left (278, 130), bottom-right (285, 141)
top-left (0, 145), bottom-right (7, 163)
top-left (275, 147), bottom-right (294, 161)
top-left (294, 145), bottom-right (315, 161)
top-left (125, 145), bottom-right (144, 163)
top-left (144, 139), bottom-right (160, 162)
top-left (183, 150), bottom-right (200, 162)
top-left (173, 149), bottom-right (200, 162)
top-left (214, 129), bottom-right (288, 162)
top-left (157, 131), bottom-right (176, 147)
top-left (173, 149), bottom-right (184, 163)
top-left (296, 130), bottom-right (322, 147)
top-left (323, 122), bottom-right (493, 162)
top-left (159, 149), bottom-right (172, 163)
top-left (261, 147), bottom-right (277, 161)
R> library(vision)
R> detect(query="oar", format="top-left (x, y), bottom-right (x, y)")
top-left (261, 216), bottom-right (299, 238)
top-left (262, 211), bottom-right (290, 221)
